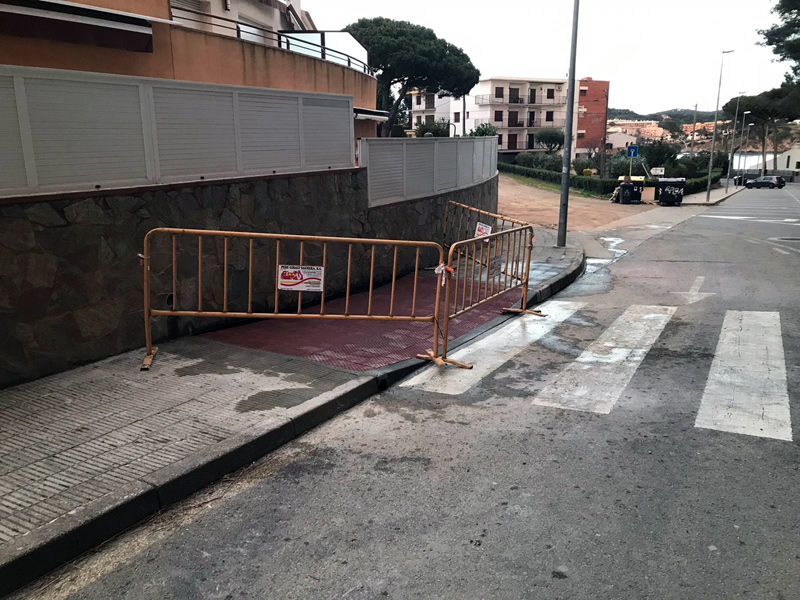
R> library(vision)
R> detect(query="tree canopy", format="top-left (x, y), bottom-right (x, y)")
top-left (759, 0), bottom-right (800, 80)
top-left (469, 123), bottom-right (498, 137)
top-left (536, 128), bottom-right (565, 153)
top-left (346, 18), bottom-right (480, 136)
top-left (723, 85), bottom-right (800, 171)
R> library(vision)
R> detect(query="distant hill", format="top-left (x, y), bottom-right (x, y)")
top-left (608, 108), bottom-right (727, 125)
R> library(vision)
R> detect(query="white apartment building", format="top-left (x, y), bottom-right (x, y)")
top-left (409, 77), bottom-right (580, 158)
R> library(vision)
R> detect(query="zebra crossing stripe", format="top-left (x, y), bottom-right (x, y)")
top-left (695, 311), bottom-right (792, 441)
top-left (532, 305), bottom-right (676, 414)
top-left (400, 301), bottom-right (586, 395)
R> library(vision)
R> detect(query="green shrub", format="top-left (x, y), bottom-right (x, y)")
top-left (498, 162), bottom-right (618, 194)
top-left (582, 169), bottom-right (593, 177)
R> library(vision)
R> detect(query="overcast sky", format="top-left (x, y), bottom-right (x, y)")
top-left (303, 0), bottom-right (789, 114)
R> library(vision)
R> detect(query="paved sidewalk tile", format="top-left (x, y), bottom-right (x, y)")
top-left (0, 339), bottom-right (358, 547)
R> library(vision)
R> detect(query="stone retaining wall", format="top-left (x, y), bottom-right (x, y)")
top-left (0, 169), bottom-right (498, 388)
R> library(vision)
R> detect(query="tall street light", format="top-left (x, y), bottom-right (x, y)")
top-left (557, 0), bottom-right (580, 247)
top-left (706, 50), bottom-right (734, 203)
top-left (725, 91), bottom-right (746, 193)
top-left (734, 111), bottom-right (752, 186)
top-left (738, 122), bottom-right (754, 180)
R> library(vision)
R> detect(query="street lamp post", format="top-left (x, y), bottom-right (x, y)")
top-left (725, 92), bottom-right (746, 193)
top-left (734, 111), bottom-right (751, 186)
top-left (706, 50), bottom-right (734, 203)
top-left (557, 0), bottom-right (580, 248)
top-left (738, 122), bottom-right (754, 182)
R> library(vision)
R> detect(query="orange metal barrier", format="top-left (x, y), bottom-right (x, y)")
top-left (141, 228), bottom-right (445, 369)
top-left (417, 202), bottom-right (543, 369)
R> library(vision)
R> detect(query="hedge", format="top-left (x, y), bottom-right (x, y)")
top-left (499, 163), bottom-right (725, 197)
top-left (498, 163), bottom-right (618, 194)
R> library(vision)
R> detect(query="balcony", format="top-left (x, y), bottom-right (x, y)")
top-left (528, 119), bottom-right (567, 129)
top-left (170, 7), bottom-right (373, 75)
top-left (498, 141), bottom-right (550, 151)
top-left (475, 94), bottom-right (568, 106)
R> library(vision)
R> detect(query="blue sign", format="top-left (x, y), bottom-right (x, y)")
top-left (627, 145), bottom-right (639, 159)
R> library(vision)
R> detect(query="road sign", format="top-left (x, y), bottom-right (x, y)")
top-left (627, 145), bottom-right (639, 159)
top-left (651, 167), bottom-right (665, 176)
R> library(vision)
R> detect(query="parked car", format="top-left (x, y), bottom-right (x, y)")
top-left (746, 176), bottom-right (786, 189)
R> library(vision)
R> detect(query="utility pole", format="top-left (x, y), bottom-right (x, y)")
top-left (557, 0), bottom-right (580, 248)
top-left (600, 85), bottom-right (609, 177)
top-left (690, 103), bottom-right (697, 156)
top-left (462, 95), bottom-right (467, 136)
top-left (725, 92), bottom-right (745, 193)
top-left (706, 50), bottom-right (734, 203)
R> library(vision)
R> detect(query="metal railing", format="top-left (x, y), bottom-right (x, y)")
top-left (475, 94), bottom-right (568, 106)
top-left (498, 141), bottom-right (551, 151)
top-left (529, 119), bottom-right (566, 129)
top-left (141, 228), bottom-right (444, 368)
top-left (141, 202), bottom-right (536, 371)
top-left (431, 201), bottom-right (539, 368)
top-left (169, 7), bottom-right (373, 75)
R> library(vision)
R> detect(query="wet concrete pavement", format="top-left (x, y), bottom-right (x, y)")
top-left (14, 186), bottom-right (800, 600)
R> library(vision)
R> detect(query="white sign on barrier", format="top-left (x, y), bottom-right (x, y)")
top-left (475, 222), bottom-right (493, 237)
top-left (278, 265), bottom-right (324, 292)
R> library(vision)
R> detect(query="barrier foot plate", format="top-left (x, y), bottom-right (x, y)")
top-left (503, 308), bottom-right (547, 317)
top-left (141, 347), bottom-right (159, 371)
top-left (417, 350), bottom-right (473, 370)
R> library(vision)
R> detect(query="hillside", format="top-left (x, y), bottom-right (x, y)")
top-left (608, 107), bottom-right (727, 125)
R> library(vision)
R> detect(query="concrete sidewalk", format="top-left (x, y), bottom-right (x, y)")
top-left (0, 228), bottom-right (584, 596)
top-left (682, 184), bottom-right (744, 205)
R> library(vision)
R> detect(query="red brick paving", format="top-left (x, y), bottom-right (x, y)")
top-left (205, 273), bottom-right (518, 371)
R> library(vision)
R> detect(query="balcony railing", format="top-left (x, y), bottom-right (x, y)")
top-left (498, 141), bottom-right (551, 151)
top-left (475, 94), bottom-right (568, 105)
top-left (528, 119), bottom-right (566, 129)
top-left (170, 6), bottom-right (374, 75)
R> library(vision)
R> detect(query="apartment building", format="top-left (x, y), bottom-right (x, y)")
top-left (409, 76), bottom-right (581, 157)
top-left (576, 78), bottom-right (609, 154)
top-left (0, 0), bottom-right (380, 141)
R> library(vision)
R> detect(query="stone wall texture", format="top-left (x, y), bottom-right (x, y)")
top-left (0, 169), bottom-right (498, 388)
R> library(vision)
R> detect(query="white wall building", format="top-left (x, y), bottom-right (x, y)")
top-left (410, 76), bottom-right (580, 158)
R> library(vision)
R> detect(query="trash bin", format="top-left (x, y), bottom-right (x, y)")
top-left (656, 178), bottom-right (686, 206)
top-left (619, 183), bottom-right (635, 205)
top-left (618, 176), bottom-right (645, 203)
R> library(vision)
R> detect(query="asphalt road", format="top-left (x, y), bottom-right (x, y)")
top-left (17, 185), bottom-right (800, 600)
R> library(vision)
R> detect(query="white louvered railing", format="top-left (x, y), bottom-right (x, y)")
top-left (0, 66), bottom-right (355, 199)
top-left (360, 137), bottom-right (498, 208)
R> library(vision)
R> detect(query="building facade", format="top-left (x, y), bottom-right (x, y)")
top-left (0, 0), bottom-right (378, 141)
top-left (409, 76), bottom-right (581, 158)
top-left (576, 78), bottom-right (609, 154)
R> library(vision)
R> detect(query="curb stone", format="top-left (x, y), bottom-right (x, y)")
top-left (1, 242), bottom-right (585, 598)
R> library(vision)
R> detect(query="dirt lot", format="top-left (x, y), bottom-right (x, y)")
top-left (498, 174), bottom-right (655, 230)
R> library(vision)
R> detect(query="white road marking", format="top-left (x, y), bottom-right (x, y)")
top-left (698, 215), bottom-right (753, 220)
top-left (772, 247), bottom-right (791, 255)
top-left (784, 188), bottom-right (800, 202)
top-left (532, 305), bottom-right (676, 414)
top-left (400, 301), bottom-right (586, 395)
top-left (695, 311), bottom-right (792, 441)
top-left (745, 239), bottom-right (761, 244)
top-left (671, 276), bottom-right (714, 305)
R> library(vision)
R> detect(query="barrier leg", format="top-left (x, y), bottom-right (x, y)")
top-left (140, 242), bottom-right (159, 370)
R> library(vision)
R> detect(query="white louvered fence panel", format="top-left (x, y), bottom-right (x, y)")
top-left (239, 93), bottom-right (301, 172)
top-left (366, 143), bottom-right (404, 206)
top-left (302, 97), bottom-right (352, 169)
top-left (436, 141), bottom-right (458, 192)
top-left (404, 141), bottom-right (435, 199)
top-left (0, 66), bottom-right (355, 198)
top-left (0, 77), bottom-right (27, 190)
top-left (364, 137), bottom-right (499, 207)
top-left (25, 78), bottom-right (148, 186)
top-left (153, 87), bottom-right (237, 178)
